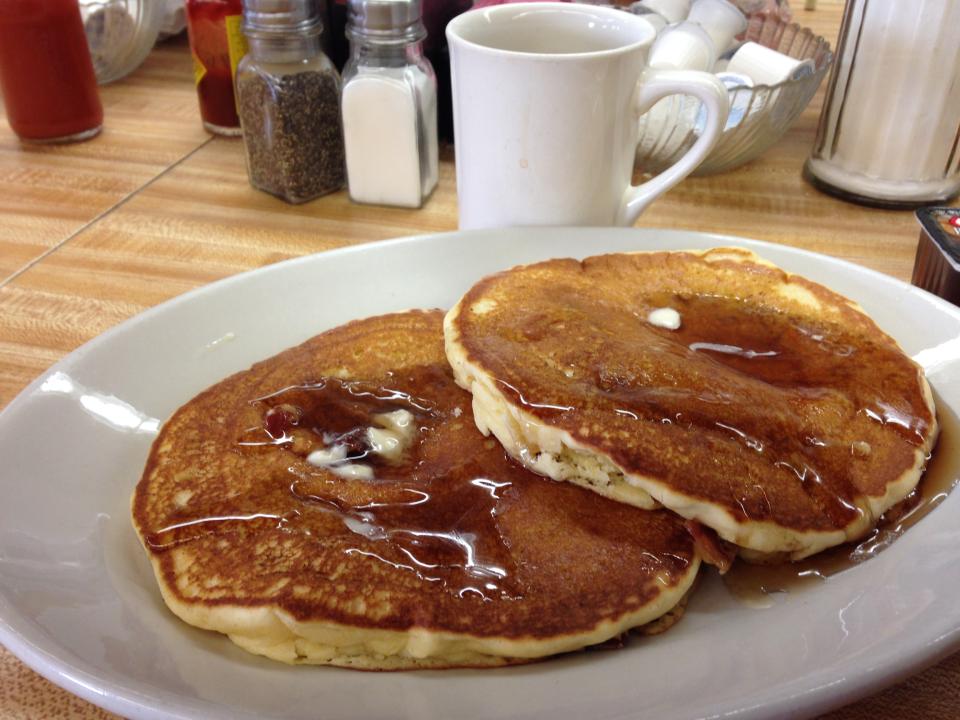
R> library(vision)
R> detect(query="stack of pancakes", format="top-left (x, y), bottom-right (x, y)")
top-left (133, 248), bottom-right (938, 669)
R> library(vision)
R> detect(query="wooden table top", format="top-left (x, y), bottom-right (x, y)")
top-left (1, 1), bottom-right (958, 718)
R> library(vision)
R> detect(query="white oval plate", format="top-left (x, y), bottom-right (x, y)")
top-left (1, 228), bottom-right (959, 720)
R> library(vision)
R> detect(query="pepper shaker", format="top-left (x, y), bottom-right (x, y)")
top-left (341, 0), bottom-right (439, 208)
top-left (236, 0), bottom-right (346, 204)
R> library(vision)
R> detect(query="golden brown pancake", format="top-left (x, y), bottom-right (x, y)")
top-left (132, 310), bottom-right (699, 669)
top-left (444, 249), bottom-right (938, 560)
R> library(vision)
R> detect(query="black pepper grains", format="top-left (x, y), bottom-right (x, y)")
top-left (237, 69), bottom-right (346, 204)
top-left (235, 0), bottom-right (345, 205)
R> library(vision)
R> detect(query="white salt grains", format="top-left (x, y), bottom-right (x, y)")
top-left (342, 67), bottom-right (438, 208)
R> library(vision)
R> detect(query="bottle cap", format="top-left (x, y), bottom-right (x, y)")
top-left (243, 0), bottom-right (324, 35)
top-left (347, 0), bottom-right (426, 42)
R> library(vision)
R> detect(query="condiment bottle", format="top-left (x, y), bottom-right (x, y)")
top-left (341, 0), bottom-right (439, 208)
top-left (236, 0), bottom-right (346, 204)
top-left (185, 0), bottom-right (248, 136)
top-left (0, 0), bottom-right (103, 143)
top-left (805, 0), bottom-right (960, 207)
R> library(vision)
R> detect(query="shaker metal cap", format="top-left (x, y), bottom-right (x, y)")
top-left (244, 0), bottom-right (323, 34)
top-left (347, 0), bottom-right (425, 40)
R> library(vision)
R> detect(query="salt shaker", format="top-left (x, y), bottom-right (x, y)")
top-left (805, 0), bottom-right (960, 207)
top-left (236, 0), bottom-right (346, 204)
top-left (341, 0), bottom-right (439, 208)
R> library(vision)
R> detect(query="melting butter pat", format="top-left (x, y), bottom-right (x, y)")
top-left (329, 463), bottom-right (374, 480)
top-left (306, 445), bottom-right (348, 466)
top-left (306, 444), bottom-right (374, 480)
top-left (367, 409), bottom-right (416, 463)
top-left (647, 307), bottom-right (681, 330)
top-left (306, 409), bottom-right (415, 481)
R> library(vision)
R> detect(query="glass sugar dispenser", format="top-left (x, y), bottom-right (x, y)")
top-left (236, 0), bottom-right (346, 204)
top-left (804, 0), bottom-right (960, 207)
top-left (341, 0), bottom-right (439, 208)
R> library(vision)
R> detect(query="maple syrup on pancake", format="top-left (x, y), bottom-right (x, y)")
top-left (147, 367), bottom-right (534, 601)
top-left (498, 291), bottom-right (935, 533)
top-left (723, 391), bottom-right (959, 608)
top-left (146, 368), bottom-right (691, 606)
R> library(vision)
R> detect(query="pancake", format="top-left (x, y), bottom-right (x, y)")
top-left (444, 249), bottom-right (939, 561)
top-left (132, 310), bottom-right (700, 669)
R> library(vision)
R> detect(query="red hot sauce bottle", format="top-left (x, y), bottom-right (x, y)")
top-left (0, 0), bottom-right (104, 143)
top-left (186, 0), bottom-right (248, 136)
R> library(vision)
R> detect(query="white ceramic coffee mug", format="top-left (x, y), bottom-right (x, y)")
top-left (447, 2), bottom-right (730, 230)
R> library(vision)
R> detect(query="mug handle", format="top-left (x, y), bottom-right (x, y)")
top-left (617, 69), bottom-right (730, 226)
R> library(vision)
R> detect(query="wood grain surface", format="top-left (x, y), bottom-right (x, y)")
top-left (0, 36), bottom-right (208, 282)
top-left (0, 2), bottom-right (958, 718)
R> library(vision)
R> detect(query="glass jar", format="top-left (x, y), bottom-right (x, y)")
top-left (185, 0), bottom-right (247, 136)
top-left (0, 0), bottom-right (104, 143)
top-left (341, 0), bottom-right (438, 208)
top-left (236, 0), bottom-right (346, 204)
top-left (805, 0), bottom-right (960, 207)
top-left (79, 0), bottom-right (162, 84)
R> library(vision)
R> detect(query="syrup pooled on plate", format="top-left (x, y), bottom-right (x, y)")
top-left (723, 391), bottom-right (959, 608)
